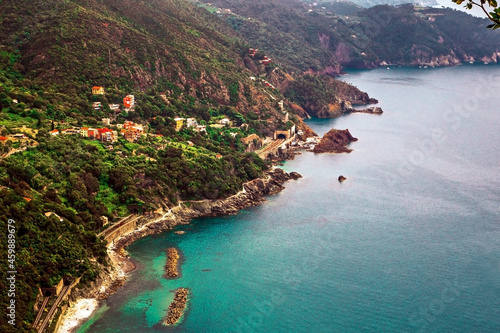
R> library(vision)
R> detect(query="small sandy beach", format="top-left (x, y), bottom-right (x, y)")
top-left (57, 299), bottom-right (98, 333)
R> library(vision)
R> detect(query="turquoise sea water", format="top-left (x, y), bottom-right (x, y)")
top-left (80, 65), bottom-right (500, 332)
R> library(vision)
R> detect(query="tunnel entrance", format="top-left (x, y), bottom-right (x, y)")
top-left (273, 130), bottom-right (290, 140)
top-left (128, 204), bottom-right (141, 214)
top-left (63, 277), bottom-right (73, 286)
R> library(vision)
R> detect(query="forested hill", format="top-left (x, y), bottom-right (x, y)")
top-left (200, 0), bottom-right (500, 71)
top-left (0, 0), bottom-right (377, 331)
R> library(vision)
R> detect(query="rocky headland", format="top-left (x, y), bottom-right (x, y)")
top-left (313, 129), bottom-right (358, 154)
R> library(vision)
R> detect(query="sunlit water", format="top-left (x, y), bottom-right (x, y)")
top-left (79, 65), bottom-right (500, 332)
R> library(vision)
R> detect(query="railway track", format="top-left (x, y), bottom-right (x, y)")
top-left (257, 139), bottom-right (285, 158)
top-left (37, 284), bottom-right (70, 333)
top-left (32, 297), bottom-right (49, 329)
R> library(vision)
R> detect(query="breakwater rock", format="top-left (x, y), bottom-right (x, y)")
top-left (163, 288), bottom-right (189, 326)
top-left (165, 248), bottom-right (180, 278)
top-left (313, 129), bottom-right (358, 154)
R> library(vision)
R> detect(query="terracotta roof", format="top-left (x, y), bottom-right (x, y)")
top-left (0, 137), bottom-right (7, 140)
top-left (50, 130), bottom-right (59, 133)
top-left (81, 127), bottom-right (89, 130)
top-left (92, 86), bottom-right (103, 89)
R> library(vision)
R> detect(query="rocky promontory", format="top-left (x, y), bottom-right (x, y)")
top-left (313, 129), bottom-right (358, 154)
top-left (112, 168), bottom-right (300, 253)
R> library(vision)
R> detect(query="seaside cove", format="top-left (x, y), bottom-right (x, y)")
top-left (76, 65), bottom-right (500, 332)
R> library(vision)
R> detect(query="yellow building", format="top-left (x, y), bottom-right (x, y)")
top-left (174, 117), bottom-right (185, 131)
top-left (92, 86), bottom-right (104, 95)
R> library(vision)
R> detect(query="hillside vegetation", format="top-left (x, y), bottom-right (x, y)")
top-left (200, 0), bottom-right (500, 70)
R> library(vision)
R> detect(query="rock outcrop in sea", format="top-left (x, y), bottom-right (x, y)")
top-left (351, 106), bottom-right (383, 114)
top-left (313, 129), bottom-right (358, 154)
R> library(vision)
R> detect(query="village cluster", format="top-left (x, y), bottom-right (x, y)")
top-left (44, 86), bottom-right (235, 145)
top-left (49, 120), bottom-right (144, 144)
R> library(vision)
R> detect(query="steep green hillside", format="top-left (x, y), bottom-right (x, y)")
top-left (199, 0), bottom-right (500, 70)
top-left (0, 0), bottom-right (292, 134)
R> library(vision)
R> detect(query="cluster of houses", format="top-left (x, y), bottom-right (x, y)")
top-left (248, 49), bottom-right (272, 65)
top-left (174, 117), bottom-right (207, 132)
top-left (49, 121), bottom-right (145, 143)
top-left (91, 86), bottom-right (135, 113)
top-left (261, 79), bottom-right (276, 90)
top-left (249, 76), bottom-right (276, 90)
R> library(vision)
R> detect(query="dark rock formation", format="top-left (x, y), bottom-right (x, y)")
top-left (313, 129), bottom-right (358, 154)
top-left (338, 175), bottom-right (346, 182)
top-left (351, 106), bottom-right (383, 114)
top-left (290, 172), bottom-right (302, 180)
top-left (96, 278), bottom-right (125, 300)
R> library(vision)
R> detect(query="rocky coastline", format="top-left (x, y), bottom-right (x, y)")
top-left (163, 288), bottom-right (189, 326)
top-left (60, 167), bottom-right (301, 332)
top-left (164, 248), bottom-right (180, 278)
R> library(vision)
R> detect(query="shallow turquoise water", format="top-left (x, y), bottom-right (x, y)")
top-left (80, 65), bottom-right (500, 332)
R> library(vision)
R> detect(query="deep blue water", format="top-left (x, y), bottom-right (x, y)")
top-left (79, 65), bottom-right (500, 332)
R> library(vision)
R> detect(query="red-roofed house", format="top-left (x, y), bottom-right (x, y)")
top-left (92, 86), bottom-right (104, 95)
top-left (61, 128), bottom-right (79, 135)
top-left (123, 95), bottom-right (135, 109)
top-left (97, 128), bottom-right (116, 143)
top-left (124, 129), bottom-right (141, 142)
top-left (50, 129), bottom-right (59, 136)
top-left (88, 128), bottom-right (98, 139)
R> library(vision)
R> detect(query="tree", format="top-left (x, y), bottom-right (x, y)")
top-left (453, 0), bottom-right (500, 29)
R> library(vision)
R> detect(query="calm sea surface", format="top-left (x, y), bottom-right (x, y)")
top-left (79, 65), bottom-right (500, 332)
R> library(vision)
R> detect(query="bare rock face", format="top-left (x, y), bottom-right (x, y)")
top-left (338, 175), bottom-right (346, 182)
top-left (313, 129), bottom-right (358, 154)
